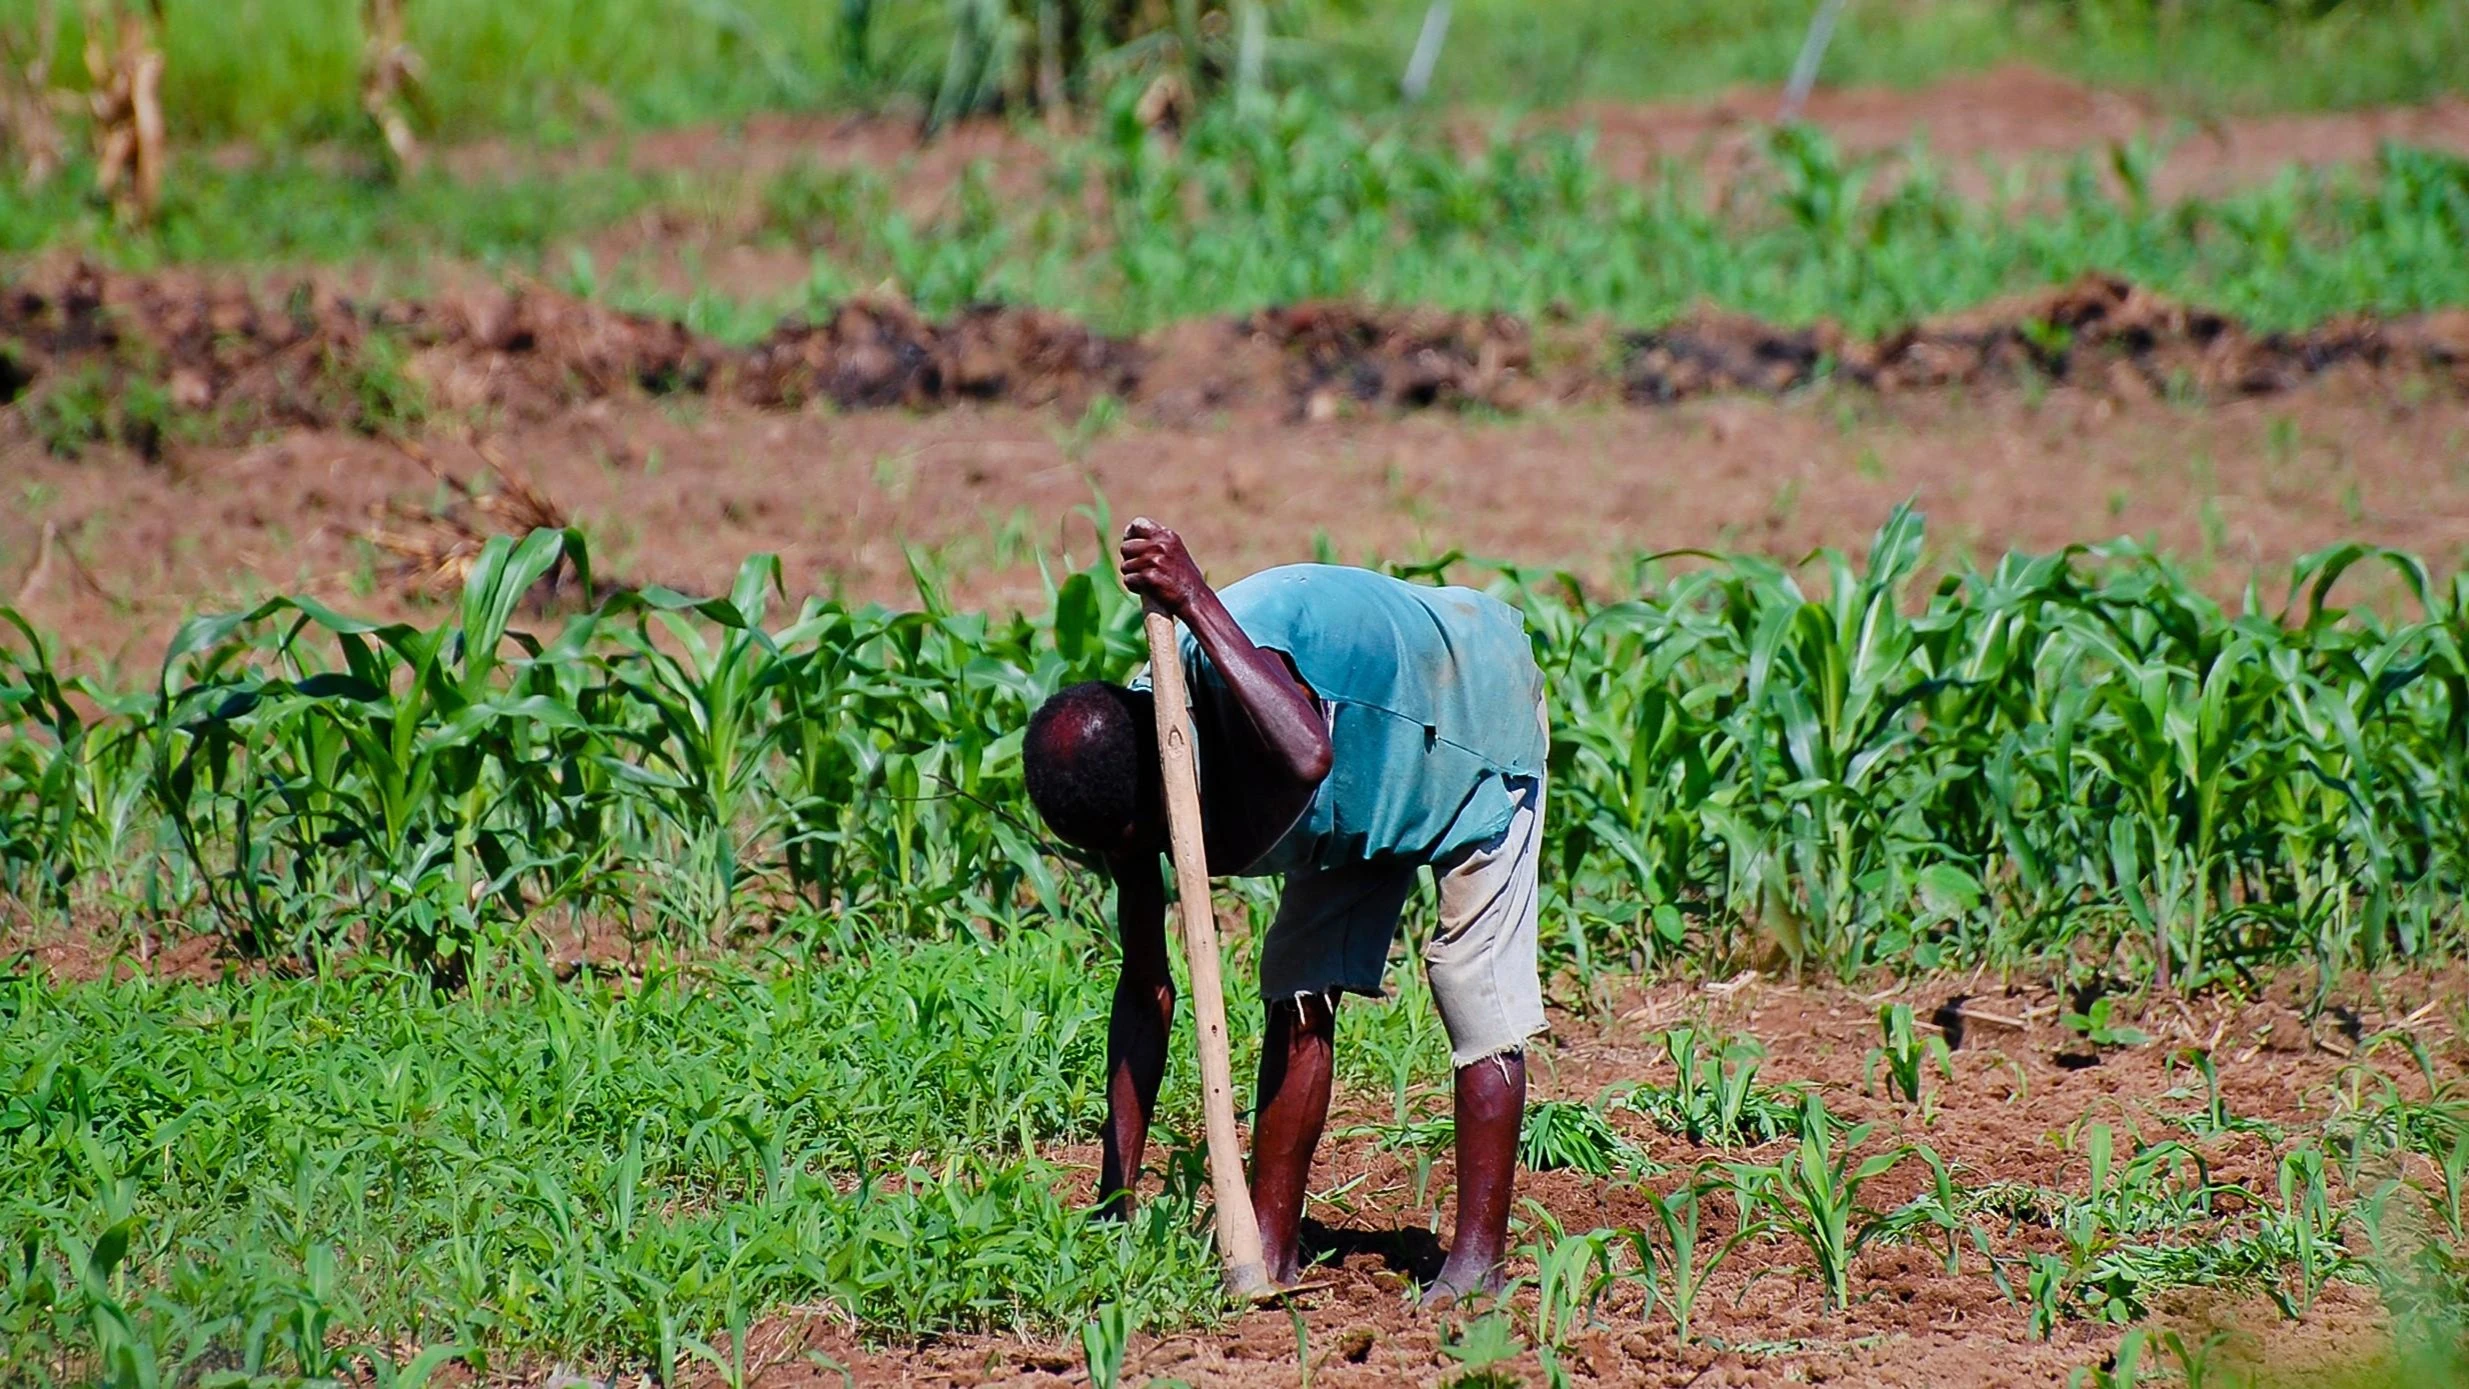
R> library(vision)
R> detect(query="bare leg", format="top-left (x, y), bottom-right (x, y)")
top-left (1096, 971), bottom-right (1173, 1217)
top-left (1425, 1050), bottom-right (1525, 1305)
top-left (1251, 992), bottom-right (1336, 1284)
top-left (1096, 860), bottom-right (1173, 1217)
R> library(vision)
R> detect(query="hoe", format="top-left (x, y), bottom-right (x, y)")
top-left (1137, 518), bottom-right (1274, 1299)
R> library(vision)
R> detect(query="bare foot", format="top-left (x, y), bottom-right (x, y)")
top-left (1419, 1256), bottom-right (1506, 1308)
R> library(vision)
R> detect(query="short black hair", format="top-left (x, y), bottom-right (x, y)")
top-left (1023, 682), bottom-right (1152, 849)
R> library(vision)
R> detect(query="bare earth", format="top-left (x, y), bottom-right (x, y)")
top-left (11, 373), bottom-right (2466, 671)
top-left (704, 967), bottom-right (2455, 1389)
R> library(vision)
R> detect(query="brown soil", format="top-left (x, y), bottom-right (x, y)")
top-left (11, 349), bottom-right (2469, 671)
top-left (1625, 276), bottom-right (2469, 403)
top-left (1565, 66), bottom-right (2469, 203)
top-left (439, 67), bottom-right (2469, 208)
top-left (7, 259), bottom-right (2465, 469)
top-left (578, 968), bottom-right (2458, 1388)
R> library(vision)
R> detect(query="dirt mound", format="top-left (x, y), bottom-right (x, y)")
top-left (0, 263), bottom-right (403, 456)
top-left (7, 263), bottom-right (2468, 465)
top-left (0, 263), bottom-right (1141, 451)
top-left (734, 297), bottom-right (1139, 410)
top-left (1625, 274), bottom-right (2469, 402)
top-left (406, 286), bottom-right (719, 407)
top-left (0, 262), bottom-right (720, 453)
top-left (1241, 301), bottom-right (1553, 417)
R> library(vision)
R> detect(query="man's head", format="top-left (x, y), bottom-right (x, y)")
top-left (1023, 682), bottom-right (1159, 856)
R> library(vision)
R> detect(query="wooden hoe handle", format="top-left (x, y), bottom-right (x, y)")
top-left (1141, 589), bottom-right (1273, 1298)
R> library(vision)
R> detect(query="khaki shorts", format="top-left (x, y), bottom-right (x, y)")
top-left (1256, 772), bottom-right (1547, 1068)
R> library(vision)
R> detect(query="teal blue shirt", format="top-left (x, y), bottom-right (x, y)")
top-left (1157, 565), bottom-right (1546, 874)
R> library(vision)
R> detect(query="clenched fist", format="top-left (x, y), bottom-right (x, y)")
top-left (1121, 518), bottom-right (1207, 617)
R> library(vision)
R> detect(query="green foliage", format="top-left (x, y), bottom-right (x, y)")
top-left (1361, 1096), bottom-right (1650, 1179)
top-left (1616, 1177), bottom-right (1753, 1345)
top-left (1056, 101), bottom-right (2469, 335)
top-left (2000, 1121), bottom-right (2367, 1335)
top-left (1518, 1099), bottom-right (1652, 1178)
top-left (25, 364), bottom-right (176, 460)
top-left (1309, 0), bottom-right (2467, 116)
top-left (69, 0), bottom-right (2469, 148)
top-left (15, 104), bottom-right (2469, 343)
top-left (1616, 1028), bottom-right (1801, 1147)
top-left (1080, 1299), bottom-right (1132, 1389)
top-left (1439, 1309), bottom-right (1524, 1374)
top-left (0, 155), bottom-right (687, 267)
top-left (9, 503), bottom-right (2469, 985)
top-left (11, 509), bottom-right (2469, 1374)
top-left (1723, 1091), bottom-right (1942, 1311)
top-left (0, 937), bottom-right (1220, 1382)
top-left (2065, 997), bottom-right (2154, 1049)
top-left (1867, 1001), bottom-right (1952, 1113)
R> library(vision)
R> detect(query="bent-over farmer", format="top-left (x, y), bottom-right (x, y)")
top-left (1022, 520), bottom-right (1549, 1301)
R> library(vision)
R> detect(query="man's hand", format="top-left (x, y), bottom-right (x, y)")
top-left (1121, 519), bottom-right (1207, 617)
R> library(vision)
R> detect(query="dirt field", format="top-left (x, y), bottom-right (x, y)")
top-left (10, 347), bottom-right (2465, 671)
top-left (733, 967), bottom-right (2455, 1389)
top-left (9, 71), bottom-right (2469, 1388)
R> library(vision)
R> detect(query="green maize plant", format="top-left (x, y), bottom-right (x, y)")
top-left (1866, 1002), bottom-right (1952, 1118)
top-left (3, 505), bottom-right (2467, 985)
top-left (1616, 1027), bottom-right (1799, 1148)
top-left (144, 530), bottom-right (605, 969)
top-left (1724, 1091), bottom-right (1934, 1313)
top-left (1616, 1174), bottom-right (1754, 1347)
top-left (0, 610), bottom-right (154, 911)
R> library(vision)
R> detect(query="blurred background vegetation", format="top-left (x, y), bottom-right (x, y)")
top-left (11, 0), bottom-right (2466, 151)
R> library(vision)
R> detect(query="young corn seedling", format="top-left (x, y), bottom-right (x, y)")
top-left (1726, 1091), bottom-right (1929, 1312)
top-left (2266, 1145), bottom-right (2353, 1319)
top-left (1865, 1002), bottom-right (1952, 1120)
top-left (1080, 1298), bottom-right (1130, 1389)
top-left (1616, 1174), bottom-right (1752, 1346)
top-left (1514, 1214), bottom-right (1623, 1388)
top-left (2061, 997), bottom-right (2151, 1052)
top-left (1619, 1027), bottom-right (1799, 1148)
top-left (2164, 1048), bottom-right (2235, 1139)
top-left (2068, 1328), bottom-right (2157, 1389)
top-left (1439, 1310), bottom-right (1525, 1388)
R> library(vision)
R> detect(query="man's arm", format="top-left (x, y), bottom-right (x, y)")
top-left (1097, 852), bottom-right (1172, 1214)
top-left (1119, 521), bottom-right (1333, 789)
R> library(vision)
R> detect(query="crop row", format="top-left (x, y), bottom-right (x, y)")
top-left (4, 505), bottom-right (2465, 993)
top-left (10, 95), bottom-right (2469, 342)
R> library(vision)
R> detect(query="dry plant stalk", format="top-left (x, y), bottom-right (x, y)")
top-left (82, 0), bottom-right (165, 222)
top-left (0, 0), bottom-right (66, 187)
top-left (364, 439), bottom-right (574, 601)
top-left (361, 0), bottom-right (424, 176)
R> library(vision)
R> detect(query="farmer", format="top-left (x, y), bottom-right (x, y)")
top-left (1022, 520), bottom-right (1549, 1302)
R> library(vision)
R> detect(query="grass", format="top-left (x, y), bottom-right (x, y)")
top-left (0, 930), bottom-right (1223, 1383)
top-left (0, 155), bottom-right (687, 268)
top-left (33, 1), bottom-right (2469, 149)
top-left (1309, 0), bottom-right (2469, 117)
